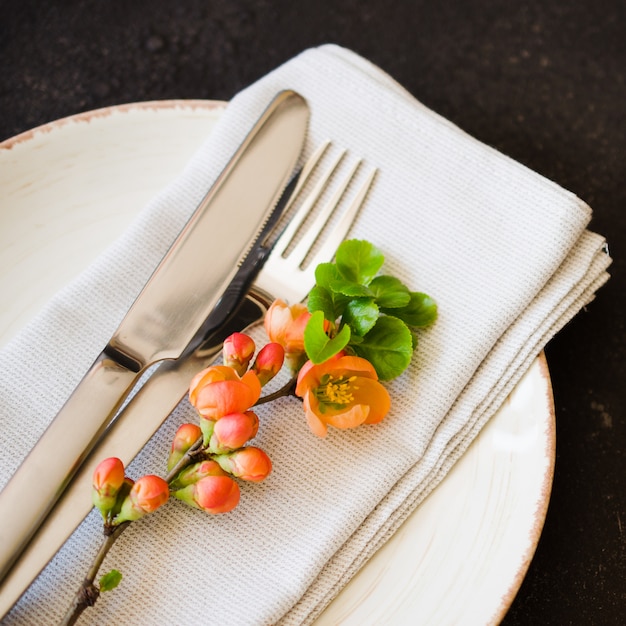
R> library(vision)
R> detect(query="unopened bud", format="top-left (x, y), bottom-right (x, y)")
top-left (114, 475), bottom-right (169, 524)
top-left (168, 423), bottom-right (202, 471)
top-left (223, 332), bottom-right (256, 376)
top-left (173, 475), bottom-right (240, 514)
top-left (208, 411), bottom-right (259, 453)
top-left (251, 343), bottom-right (284, 385)
top-left (92, 457), bottom-right (125, 519)
top-left (169, 459), bottom-right (225, 490)
top-left (215, 446), bottom-right (272, 482)
top-left (200, 416), bottom-right (216, 447)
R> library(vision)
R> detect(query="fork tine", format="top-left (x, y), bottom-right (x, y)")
top-left (272, 145), bottom-right (344, 258)
top-left (254, 143), bottom-right (377, 304)
top-left (289, 157), bottom-right (361, 267)
top-left (307, 165), bottom-right (377, 270)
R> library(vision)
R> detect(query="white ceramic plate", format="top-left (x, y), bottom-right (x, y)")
top-left (0, 102), bottom-right (555, 625)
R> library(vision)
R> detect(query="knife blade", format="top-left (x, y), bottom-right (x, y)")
top-left (0, 89), bottom-right (310, 585)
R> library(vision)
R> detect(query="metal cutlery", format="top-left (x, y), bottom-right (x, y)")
top-left (0, 89), bottom-right (310, 585)
top-left (0, 141), bottom-right (378, 617)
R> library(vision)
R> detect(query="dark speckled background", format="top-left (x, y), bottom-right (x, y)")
top-left (1, 1), bottom-right (624, 623)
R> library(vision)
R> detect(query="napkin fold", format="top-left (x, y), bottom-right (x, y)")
top-left (0, 45), bottom-right (610, 625)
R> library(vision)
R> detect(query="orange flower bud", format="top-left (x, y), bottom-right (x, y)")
top-left (189, 365), bottom-right (262, 420)
top-left (92, 457), bottom-right (125, 519)
top-left (173, 475), bottom-right (240, 514)
top-left (264, 299), bottom-right (310, 355)
top-left (93, 457), bottom-right (125, 496)
top-left (251, 343), bottom-right (285, 385)
top-left (208, 411), bottom-right (259, 453)
top-left (222, 332), bottom-right (256, 376)
top-left (115, 475), bottom-right (169, 523)
top-left (216, 446), bottom-right (272, 482)
top-left (167, 423), bottom-right (202, 471)
top-left (169, 459), bottom-right (225, 490)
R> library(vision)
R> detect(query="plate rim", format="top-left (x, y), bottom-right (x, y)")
top-left (0, 99), bottom-right (227, 151)
top-left (492, 349), bottom-right (556, 622)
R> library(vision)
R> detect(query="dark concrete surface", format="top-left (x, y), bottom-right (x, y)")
top-left (1, 1), bottom-right (624, 623)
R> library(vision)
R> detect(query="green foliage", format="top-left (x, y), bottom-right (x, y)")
top-left (335, 239), bottom-right (384, 284)
top-left (381, 291), bottom-right (438, 327)
top-left (304, 239), bottom-right (437, 380)
top-left (304, 311), bottom-right (351, 363)
top-left (351, 316), bottom-right (413, 381)
top-left (99, 569), bottom-right (123, 593)
top-left (342, 298), bottom-right (379, 336)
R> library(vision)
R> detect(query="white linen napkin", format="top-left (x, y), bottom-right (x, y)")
top-left (0, 45), bottom-right (610, 625)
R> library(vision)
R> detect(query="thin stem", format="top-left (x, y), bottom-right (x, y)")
top-left (255, 377), bottom-right (298, 405)
top-left (164, 435), bottom-right (204, 483)
top-left (60, 522), bottom-right (130, 626)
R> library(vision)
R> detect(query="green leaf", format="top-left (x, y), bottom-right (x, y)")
top-left (329, 278), bottom-right (372, 298)
top-left (335, 240), bottom-right (384, 285)
top-left (342, 298), bottom-right (379, 336)
top-left (369, 275), bottom-right (411, 308)
top-left (313, 264), bottom-right (352, 318)
top-left (410, 330), bottom-right (419, 351)
top-left (315, 262), bottom-right (342, 290)
top-left (99, 569), bottom-right (123, 593)
top-left (352, 316), bottom-right (413, 380)
top-left (307, 285), bottom-right (336, 321)
top-left (304, 310), bottom-right (352, 363)
top-left (382, 291), bottom-right (438, 327)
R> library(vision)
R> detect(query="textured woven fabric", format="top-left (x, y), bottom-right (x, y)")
top-left (0, 46), bottom-right (610, 625)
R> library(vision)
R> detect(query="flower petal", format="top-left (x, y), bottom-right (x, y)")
top-left (189, 365), bottom-right (237, 406)
top-left (194, 380), bottom-right (257, 419)
top-left (323, 403), bottom-right (370, 429)
top-left (332, 355), bottom-right (378, 380)
top-left (303, 392), bottom-right (328, 437)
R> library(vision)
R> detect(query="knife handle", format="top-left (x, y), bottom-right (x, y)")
top-left (0, 291), bottom-right (272, 615)
top-left (0, 352), bottom-right (142, 582)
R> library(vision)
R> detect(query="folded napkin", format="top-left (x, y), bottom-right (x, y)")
top-left (0, 45), bottom-right (610, 625)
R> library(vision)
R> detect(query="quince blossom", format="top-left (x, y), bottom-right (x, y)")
top-left (216, 446), bottom-right (272, 482)
top-left (264, 299), bottom-right (311, 369)
top-left (251, 342), bottom-right (285, 385)
top-left (295, 355), bottom-right (391, 437)
top-left (189, 365), bottom-right (262, 420)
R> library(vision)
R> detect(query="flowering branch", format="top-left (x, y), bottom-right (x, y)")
top-left (61, 239), bottom-right (436, 624)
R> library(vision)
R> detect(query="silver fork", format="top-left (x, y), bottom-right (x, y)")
top-left (0, 142), bottom-right (378, 604)
top-left (254, 139), bottom-right (377, 304)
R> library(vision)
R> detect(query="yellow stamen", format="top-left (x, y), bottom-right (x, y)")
top-left (316, 375), bottom-right (357, 406)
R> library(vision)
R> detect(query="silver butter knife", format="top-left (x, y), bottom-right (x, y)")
top-left (0, 90), bottom-right (310, 585)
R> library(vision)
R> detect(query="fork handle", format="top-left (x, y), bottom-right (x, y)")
top-left (0, 353), bottom-right (143, 582)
